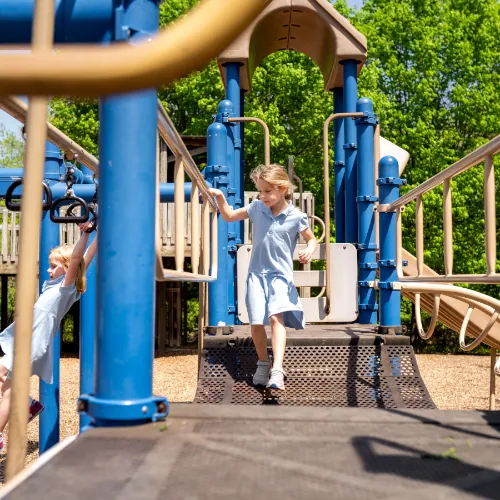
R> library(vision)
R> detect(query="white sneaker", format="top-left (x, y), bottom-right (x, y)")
top-left (267, 368), bottom-right (286, 390)
top-left (253, 360), bottom-right (270, 387)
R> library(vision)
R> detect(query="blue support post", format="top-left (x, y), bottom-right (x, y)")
top-left (0, 1), bottom-right (114, 44)
top-left (205, 108), bottom-right (229, 326)
top-left (78, 164), bottom-right (96, 432)
top-left (78, 1), bottom-right (167, 427)
top-left (240, 88), bottom-right (246, 225)
top-left (378, 156), bottom-right (405, 332)
top-left (333, 88), bottom-right (345, 243)
top-left (355, 98), bottom-right (378, 325)
top-left (341, 60), bottom-right (359, 244)
top-left (225, 64), bottom-right (242, 324)
top-left (39, 142), bottom-right (63, 453)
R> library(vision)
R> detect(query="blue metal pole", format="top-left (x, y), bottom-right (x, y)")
top-left (226, 64), bottom-right (242, 325)
top-left (78, 164), bottom-right (95, 432)
top-left (341, 60), bottom-right (359, 244)
top-left (378, 156), bottom-right (404, 331)
top-left (205, 108), bottom-right (229, 326)
top-left (355, 98), bottom-right (378, 325)
top-left (78, 0), bottom-right (167, 427)
top-left (333, 88), bottom-right (345, 243)
top-left (39, 141), bottom-right (63, 453)
top-left (0, 180), bottom-right (191, 203)
top-left (0, 0), bottom-right (114, 44)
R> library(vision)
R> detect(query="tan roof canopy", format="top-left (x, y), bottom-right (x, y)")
top-left (218, 0), bottom-right (367, 92)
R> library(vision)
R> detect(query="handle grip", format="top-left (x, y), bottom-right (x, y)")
top-left (50, 196), bottom-right (90, 223)
top-left (5, 179), bottom-right (52, 212)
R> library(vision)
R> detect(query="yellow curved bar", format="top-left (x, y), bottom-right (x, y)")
top-left (0, 0), bottom-right (272, 96)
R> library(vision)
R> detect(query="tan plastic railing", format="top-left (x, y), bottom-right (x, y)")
top-left (6, 0), bottom-right (54, 482)
top-left (156, 103), bottom-right (218, 282)
top-left (390, 135), bottom-right (500, 284)
top-left (385, 134), bottom-right (500, 406)
top-left (0, 0), bottom-right (271, 96)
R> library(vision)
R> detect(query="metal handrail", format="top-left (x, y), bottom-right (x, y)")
top-left (390, 135), bottom-right (500, 209)
top-left (0, 0), bottom-right (270, 96)
top-left (393, 135), bottom-right (500, 283)
top-left (227, 117), bottom-right (270, 166)
top-left (157, 101), bottom-right (217, 211)
top-left (0, 96), bottom-right (99, 173)
top-left (155, 150), bottom-right (218, 283)
top-left (323, 112), bottom-right (364, 313)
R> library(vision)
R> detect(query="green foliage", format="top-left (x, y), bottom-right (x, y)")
top-left (49, 99), bottom-right (99, 157)
top-left (185, 297), bottom-right (199, 342)
top-left (0, 124), bottom-right (24, 169)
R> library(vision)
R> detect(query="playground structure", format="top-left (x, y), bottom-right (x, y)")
top-left (0, 0), bottom-right (499, 497)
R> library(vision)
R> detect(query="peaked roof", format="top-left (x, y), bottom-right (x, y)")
top-left (218, 0), bottom-right (367, 92)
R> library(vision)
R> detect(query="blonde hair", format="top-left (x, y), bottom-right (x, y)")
top-left (249, 163), bottom-right (295, 200)
top-left (50, 245), bottom-right (86, 293)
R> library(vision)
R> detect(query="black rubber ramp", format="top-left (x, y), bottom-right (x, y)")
top-left (4, 406), bottom-right (500, 499)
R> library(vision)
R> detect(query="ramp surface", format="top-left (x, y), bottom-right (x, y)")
top-left (4, 406), bottom-right (500, 499)
top-left (195, 325), bottom-right (435, 409)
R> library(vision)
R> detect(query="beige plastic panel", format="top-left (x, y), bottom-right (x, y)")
top-left (218, 0), bottom-right (367, 92)
top-left (237, 243), bottom-right (358, 324)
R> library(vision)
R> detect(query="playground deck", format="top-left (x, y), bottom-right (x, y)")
top-left (3, 405), bottom-right (500, 499)
top-left (5, 326), bottom-right (499, 499)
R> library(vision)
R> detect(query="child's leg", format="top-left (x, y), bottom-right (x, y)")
top-left (0, 378), bottom-right (12, 434)
top-left (251, 324), bottom-right (268, 361)
top-left (269, 313), bottom-right (286, 371)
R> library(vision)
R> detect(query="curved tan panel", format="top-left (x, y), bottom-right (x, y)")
top-left (402, 248), bottom-right (500, 350)
top-left (218, 0), bottom-right (367, 92)
top-left (0, 0), bottom-right (271, 96)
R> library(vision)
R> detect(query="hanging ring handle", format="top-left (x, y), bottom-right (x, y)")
top-left (5, 179), bottom-right (52, 212)
top-left (50, 195), bottom-right (90, 223)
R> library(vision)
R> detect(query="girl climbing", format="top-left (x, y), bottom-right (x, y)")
top-left (209, 163), bottom-right (317, 390)
top-left (0, 221), bottom-right (97, 451)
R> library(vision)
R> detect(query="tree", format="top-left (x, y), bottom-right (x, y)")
top-left (0, 124), bottom-right (24, 169)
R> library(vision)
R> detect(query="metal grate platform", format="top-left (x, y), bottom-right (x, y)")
top-left (195, 329), bottom-right (435, 409)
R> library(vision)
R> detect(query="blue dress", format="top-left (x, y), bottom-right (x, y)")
top-left (245, 200), bottom-right (309, 329)
top-left (0, 275), bottom-right (80, 384)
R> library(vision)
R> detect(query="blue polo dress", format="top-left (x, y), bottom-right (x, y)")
top-left (245, 200), bottom-right (309, 329)
top-left (0, 275), bottom-right (80, 384)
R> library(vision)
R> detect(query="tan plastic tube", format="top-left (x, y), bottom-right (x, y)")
top-left (6, 0), bottom-right (54, 482)
top-left (0, 0), bottom-right (271, 96)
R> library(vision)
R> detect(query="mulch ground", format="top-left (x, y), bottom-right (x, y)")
top-left (0, 352), bottom-right (498, 486)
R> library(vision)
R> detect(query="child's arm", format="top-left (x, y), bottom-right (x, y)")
top-left (83, 229), bottom-right (98, 270)
top-left (62, 227), bottom-right (91, 287)
top-left (298, 228), bottom-right (317, 264)
top-left (208, 188), bottom-right (249, 222)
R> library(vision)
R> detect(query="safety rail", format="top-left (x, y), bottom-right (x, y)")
top-left (0, 96), bottom-right (99, 173)
top-left (385, 134), bottom-right (500, 390)
top-left (323, 112), bottom-right (364, 313)
top-left (390, 135), bottom-right (500, 283)
top-left (156, 105), bottom-right (218, 282)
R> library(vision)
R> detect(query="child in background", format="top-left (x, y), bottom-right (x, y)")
top-left (0, 222), bottom-right (97, 451)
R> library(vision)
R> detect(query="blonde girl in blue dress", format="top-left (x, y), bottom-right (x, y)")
top-left (209, 164), bottom-right (317, 390)
top-left (0, 221), bottom-right (97, 451)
